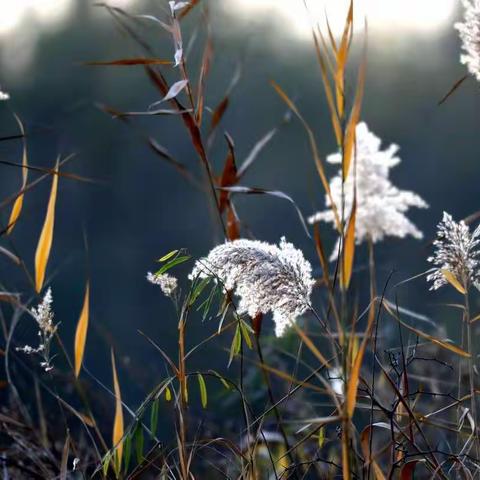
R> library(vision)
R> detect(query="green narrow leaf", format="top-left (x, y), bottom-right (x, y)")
top-left (228, 325), bottom-right (241, 367)
top-left (124, 431), bottom-right (132, 473)
top-left (150, 399), bottom-right (159, 435)
top-left (211, 370), bottom-right (231, 390)
top-left (197, 373), bottom-right (208, 408)
top-left (158, 250), bottom-right (179, 262)
top-left (318, 427), bottom-right (325, 448)
top-left (239, 319), bottom-right (253, 349)
top-left (102, 451), bottom-right (112, 476)
top-left (188, 277), bottom-right (210, 306)
top-left (134, 424), bottom-right (144, 465)
top-left (155, 255), bottom-right (190, 275)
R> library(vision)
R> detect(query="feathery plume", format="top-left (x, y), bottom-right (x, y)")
top-left (455, 0), bottom-right (480, 82)
top-left (147, 271), bottom-right (178, 297)
top-left (427, 212), bottom-right (480, 291)
top-left (190, 238), bottom-right (314, 337)
top-left (308, 122), bottom-right (427, 259)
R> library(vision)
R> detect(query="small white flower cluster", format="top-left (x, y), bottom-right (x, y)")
top-left (427, 212), bottom-right (480, 291)
top-left (308, 122), bottom-right (428, 259)
top-left (16, 288), bottom-right (58, 372)
top-left (455, 0), bottom-right (480, 82)
top-left (147, 271), bottom-right (178, 297)
top-left (190, 238), bottom-right (315, 337)
top-left (0, 89), bottom-right (9, 101)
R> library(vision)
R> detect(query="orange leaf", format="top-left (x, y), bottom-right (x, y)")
top-left (341, 200), bottom-right (356, 290)
top-left (34, 163), bottom-right (59, 293)
top-left (74, 282), bottom-right (90, 377)
top-left (111, 349), bottom-right (124, 475)
top-left (7, 114), bottom-right (28, 235)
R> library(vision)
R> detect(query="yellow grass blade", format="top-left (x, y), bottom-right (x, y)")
top-left (341, 200), bottom-right (356, 290)
top-left (111, 349), bottom-right (124, 475)
top-left (292, 323), bottom-right (331, 369)
top-left (383, 302), bottom-right (470, 357)
top-left (311, 26), bottom-right (342, 145)
top-left (271, 81), bottom-right (342, 232)
top-left (74, 282), bottom-right (90, 377)
top-left (7, 114), bottom-right (28, 235)
top-left (342, 52), bottom-right (366, 181)
top-left (335, 0), bottom-right (353, 119)
top-left (441, 269), bottom-right (466, 294)
top-left (34, 162), bottom-right (59, 293)
top-left (346, 300), bottom-right (375, 418)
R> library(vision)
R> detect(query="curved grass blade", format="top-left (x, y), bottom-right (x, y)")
top-left (74, 282), bottom-right (90, 377)
top-left (7, 113), bottom-right (28, 235)
top-left (111, 349), bottom-right (124, 476)
top-left (34, 160), bottom-right (59, 293)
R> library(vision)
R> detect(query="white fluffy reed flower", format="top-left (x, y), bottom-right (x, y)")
top-left (308, 122), bottom-right (427, 259)
top-left (190, 238), bottom-right (315, 337)
top-left (455, 0), bottom-right (480, 82)
top-left (147, 271), bottom-right (178, 297)
top-left (17, 288), bottom-right (58, 371)
top-left (0, 90), bottom-right (9, 101)
top-left (427, 212), bottom-right (480, 291)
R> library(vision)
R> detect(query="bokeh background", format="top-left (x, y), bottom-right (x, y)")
top-left (1, 0), bottom-right (479, 407)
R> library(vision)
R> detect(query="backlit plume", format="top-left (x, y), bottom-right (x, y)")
top-left (308, 122), bottom-right (428, 259)
top-left (190, 238), bottom-right (315, 337)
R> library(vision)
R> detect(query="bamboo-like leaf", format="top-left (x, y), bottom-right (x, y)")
top-left (74, 282), bottom-right (90, 377)
top-left (197, 373), bottom-right (207, 408)
top-left (441, 269), bottom-right (466, 294)
top-left (111, 349), bottom-right (124, 476)
top-left (34, 163), bottom-right (59, 293)
top-left (341, 200), bottom-right (356, 290)
top-left (7, 114), bottom-right (28, 235)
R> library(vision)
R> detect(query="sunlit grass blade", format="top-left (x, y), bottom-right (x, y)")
top-left (335, 0), bottom-right (353, 119)
top-left (74, 282), bottom-right (90, 377)
top-left (346, 297), bottom-right (375, 418)
top-left (34, 160), bottom-right (59, 293)
top-left (341, 199), bottom-right (356, 290)
top-left (7, 114), bottom-right (28, 235)
top-left (111, 349), bottom-right (124, 476)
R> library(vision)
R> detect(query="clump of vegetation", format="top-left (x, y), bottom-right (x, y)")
top-left (2, 0), bottom-right (480, 478)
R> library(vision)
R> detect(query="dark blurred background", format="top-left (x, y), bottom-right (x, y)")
top-left (1, 0), bottom-right (479, 408)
